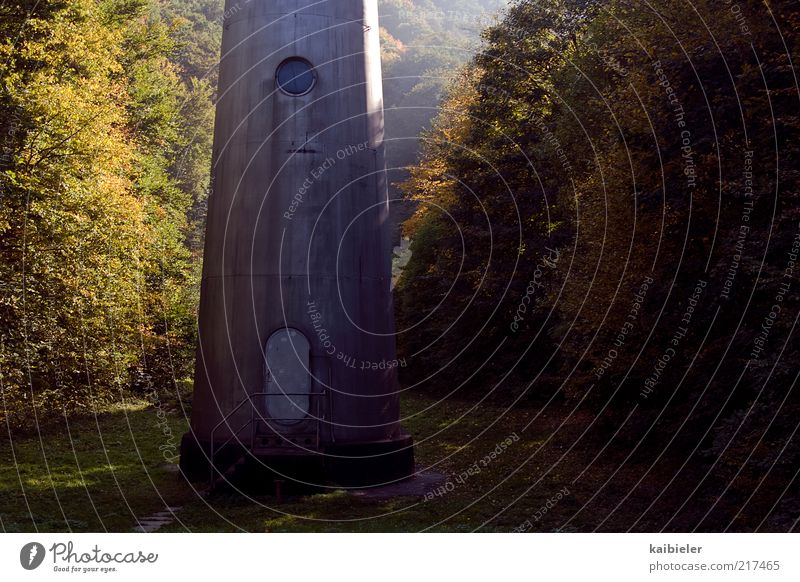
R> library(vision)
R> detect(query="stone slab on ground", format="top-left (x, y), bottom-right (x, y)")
top-left (349, 470), bottom-right (447, 501)
top-left (132, 507), bottom-right (182, 533)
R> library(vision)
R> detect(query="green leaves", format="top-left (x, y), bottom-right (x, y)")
top-left (396, 0), bottom-right (800, 403)
top-left (0, 0), bottom-right (214, 431)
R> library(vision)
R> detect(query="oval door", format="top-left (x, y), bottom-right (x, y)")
top-left (265, 328), bottom-right (311, 425)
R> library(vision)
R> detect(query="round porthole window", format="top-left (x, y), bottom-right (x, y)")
top-left (276, 57), bottom-right (316, 96)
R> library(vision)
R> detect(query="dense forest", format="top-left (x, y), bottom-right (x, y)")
top-left (400, 0), bottom-right (799, 387)
top-left (379, 0), bottom-right (507, 175)
top-left (0, 0), bottom-right (504, 430)
top-left (1, 0), bottom-right (798, 532)
top-left (396, 0), bottom-right (799, 516)
top-left (0, 0), bottom-right (221, 429)
top-left (3, 0), bottom-right (799, 472)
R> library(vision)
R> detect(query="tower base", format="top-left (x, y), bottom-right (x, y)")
top-left (180, 432), bottom-right (415, 491)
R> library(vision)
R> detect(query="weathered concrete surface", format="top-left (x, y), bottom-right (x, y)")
top-left (132, 507), bottom-right (182, 533)
top-left (349, 471), bottom-right (447, 501)
top-left (183, 1), bottom-right (413, 483)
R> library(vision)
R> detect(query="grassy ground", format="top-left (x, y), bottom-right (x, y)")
top-left (162, 396), bottom-right (581, 533)
top-left (0, 393), bottom-right (588, 533)
top-left (2, 391), bottom-right (791, 532)
top-left (0, 399), bottom-right (190, 533)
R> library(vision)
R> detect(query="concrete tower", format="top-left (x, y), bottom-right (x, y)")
top-left (180, 0), bottom-right (414, 487)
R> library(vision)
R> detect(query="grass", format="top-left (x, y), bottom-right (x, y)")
top-left (5, 390), bottom-right (783, 532)
top-left (0, 399), bottom-right (191, 533)
top-left (161, 396), bottom-right (576, 533)
top-left (0, 392), bottom-right (586, 533)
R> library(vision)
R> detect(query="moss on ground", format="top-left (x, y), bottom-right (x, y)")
top-left (0, 393), bottom-right (613, 532)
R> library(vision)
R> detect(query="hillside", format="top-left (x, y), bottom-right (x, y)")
top-left (395, 0), bottom-right (800, 529)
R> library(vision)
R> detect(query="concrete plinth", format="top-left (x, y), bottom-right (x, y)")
top-left (180, 431), bottom-right (414, 490)
top-left (182, 0), bottom-right (413, 489)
